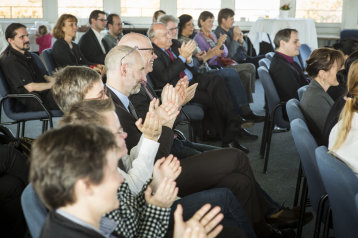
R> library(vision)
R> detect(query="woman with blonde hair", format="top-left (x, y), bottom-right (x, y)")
top-left (329, 60), bottom-right (358, 176)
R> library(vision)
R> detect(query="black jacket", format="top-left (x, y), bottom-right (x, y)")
top-left (269, 52), bottom-right (308, 102)
top-left (52, 38), bottom-right (92, 68)
top-left (78, 28), bottom-right (106, 65)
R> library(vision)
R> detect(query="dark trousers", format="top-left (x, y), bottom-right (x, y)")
top-left (171, 138), bottom-right (220, 159)
top-left (169, 188), bottom-right (256, 238)
top-left (190, 74), bottom-right (239, 143)
top-left (176, 148), bottom-right (270, 224)
top-left (20, 90), bottom-right (59, 111)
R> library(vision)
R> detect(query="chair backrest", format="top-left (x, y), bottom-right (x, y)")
top-left (0, 68), bottom-right (22, 116)
top-left (299, 44), bottom-right (311, 69)
top-left (340, 29), bottom-right (358, 40)
top-left (258, 66), bottom-right (289, 128)
top-left (286, 98), bottom-right (305, 123)
top-left (21, 184), bottom-right (48, 238)
top-left (265, 52), bottom-right (275, 60)
top-left (41, 49), bottom-right (55, 75)
top-left (258, 58), bottom-right (271, 69)
top-left (297, 85), bottom-right (309, 100)
top-left (290, 118), bottom-right (325, 212)
top-left (316, 146), bottom-right (358, 238)
top-left (30, 53), bottom-right (48, 75)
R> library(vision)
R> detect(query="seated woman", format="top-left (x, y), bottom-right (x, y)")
top-left (300, 48), bottom-right (344, 143)
top-left (322, 50), bottom-right (358, 146)
top-left (193, 11), bottom-right (256, 103)
top-left (329, 60), bottom-right (358, 176)
top-left (52, 14), bottom-right (104, 74)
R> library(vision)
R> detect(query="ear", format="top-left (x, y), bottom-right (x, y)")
top-left (119, 63), bottom-right (127, 77)
top-left (75, 177), bottom-right (94, 196)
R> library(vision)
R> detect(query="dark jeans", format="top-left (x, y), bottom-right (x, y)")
top-left (171, 138), bottom-right (220, 159)
top-left (209, 68), bottom-right (249, 116)
top-left (169, 188), bottom-right (257, 238)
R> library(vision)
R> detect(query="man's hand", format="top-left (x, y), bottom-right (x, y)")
top-left (173, 204), bottom-right (224, 238)
top-left (233, 26), bottom-right (244, 43)
top-left (179, 40), bottom-right (196, 62)
top-left (145, 177), bottom-right (178, 208)
top-left (151, 155), bottom-right (182, 192)
top-left (183, 83), bottom-right (198, 105)
top-left (150, 95), bottom-right (180, 128)
top-left (217, 34), bottom-right (227, 48)
top-left (135, 110), bottom-right (162, 141)
top-left (175, 76), bottom-right (189, 106)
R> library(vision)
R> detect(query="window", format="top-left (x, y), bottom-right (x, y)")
top-left (0, 0), bottom-right (43, 18)
top-left (120, 0), bottom-right (160, 17)
top-left (58, 0), bottom-right (103, 19)
top-left (295, 0), bottom-right (343, 23)
top-left (177, 0), bottom-right (221, 21)
top-left (235, 0), bottom-right (280, 22)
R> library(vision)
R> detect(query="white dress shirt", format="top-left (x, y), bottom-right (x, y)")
top-left (91, 27), bottom-right (106, 54)
top-left (329, 112), bottom-right (358, 177)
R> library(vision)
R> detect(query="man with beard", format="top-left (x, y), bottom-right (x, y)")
top-left (0, 23), bottom-right (58, 111)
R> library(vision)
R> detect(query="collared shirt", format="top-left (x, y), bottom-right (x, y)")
top-left (106, 84), bottom-right (130, 112)
top-left (56, 209), bottom-right (118, 238)
top-left (91, 27), bottom-right (106, 54)
top-left (161, 47), bottom-right (194, 81)
top-left (276, 51), bottom-right (301, 75)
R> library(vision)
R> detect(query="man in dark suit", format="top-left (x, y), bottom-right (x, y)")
top-left (105, 45), bottom-right (179, 160)
top-left (148, 23), bottom-right (254, 150)
top-left (78, 10), bottom-right (107, 64)
top-left (269, 28), bottom-right (308, 102)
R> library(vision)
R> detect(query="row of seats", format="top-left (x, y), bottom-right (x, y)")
top-left (286, 97), bottom-right (358, 238)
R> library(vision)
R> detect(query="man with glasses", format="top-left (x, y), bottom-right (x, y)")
top-left (79, 10), bottom-right (107, 64)
top-left (103, 13), bottom-right (123, 53)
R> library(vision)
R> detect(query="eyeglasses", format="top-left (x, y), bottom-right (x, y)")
top-left (120, 46), bottom-right (138, 65)
top-left (138, 47), bottom-right (154, 55)
top-left (97, 18), bottom-right (107, 22)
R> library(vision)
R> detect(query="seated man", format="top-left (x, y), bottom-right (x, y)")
top-left (214, 8), bottom-right (264, 69)
top-left (30, 124), bottom-right (180, 238)
top-left (79, 10), bottom-right (107, 64)
top-left (0, 23), bottom-right (58, 111)
top-left (103, 13), bottom-right (123, 53)
top-left (269, 28), bottom-right (308, 102)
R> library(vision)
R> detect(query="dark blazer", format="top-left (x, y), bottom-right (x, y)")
top-left (149, 40), bottom-right (195, 89)
top-left (52, 38), bottom-right (92, 68)
top-left (269, 52), bottom-right (308, 102)
top-left (78, 28), bottom-right (106, 64)
top-left (108, 88), bottom-right (173, 160)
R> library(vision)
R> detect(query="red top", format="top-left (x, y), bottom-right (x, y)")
top-left (36, 33), bottom-right (52, 54)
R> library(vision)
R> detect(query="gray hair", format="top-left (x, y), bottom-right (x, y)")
top-left (158, 14), bottom-right (179, 26)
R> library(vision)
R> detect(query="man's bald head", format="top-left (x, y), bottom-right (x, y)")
top-left (118, 33), bottom-right (158, 74)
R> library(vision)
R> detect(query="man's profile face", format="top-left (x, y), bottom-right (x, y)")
top-left (138, 39), bottom-right (157, 74)
top-left (9, 27), bottom-right (30, 53)
top-left (111, 16), bottom-right (123, 37)
top-left (93, 13), bottom-right (107, 31)
top-left (167, 21), bottom-right (178, 40)
top-left (152, 25), bottom-right (172, 50)
top-left (281, 31), bottom-right (301, 57)
top-left (222, 16), bottom-right (235, 29)
top-left (103, 110), bottom-right (128, 154)
top-left (127, 56), bottom-right (146, 95)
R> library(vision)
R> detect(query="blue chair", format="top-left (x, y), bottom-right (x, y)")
top-left (316, 146), bottom-right (358, 238)
top-left (297, 85), bottom-right (309, 101)
top-left (258, 58), bottom-right (271, 69)
top-left (21, 184), bottom-right (48, 238)
top-left (41, 49), bottom-right (55, 75)
top-left (294, 44), bottom-right (311, 70)
top-left (258, 66), bottom-right (289, 173)
top-left (291, 119), bottom-right (328, 238)
top-left (0, 68), bottom-right (62, 137)
top-left (340, 29), bottom-right (358, 40)
top-left (265, 52), bottom-right (275, 60)
top-left (31, 53), bottom-right (48, 75)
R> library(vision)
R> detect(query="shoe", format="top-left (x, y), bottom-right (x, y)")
top-left (255, 223), bottom-right (296, 238)
top-left (273, 125), bottom-right (289, 133)
top-left (222, 140), bottom-right (250, 153)
top-left (266, 207), bottom-right (314, 229)
top-left (239, 128), bottom-right (258, 140)
top-left (231, 116), bottom-right (254, 129)
top-left (244, 111), bottom-right (265, 123)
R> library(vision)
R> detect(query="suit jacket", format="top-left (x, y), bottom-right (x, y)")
top-left (108, 88), bottom-right (173, 160)
top-left (149, 40), bottom-right (195, 89)
top-left (269, 52), bottom-right (308, 102)
top-left (78, 28), bottom-right (106, 64)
